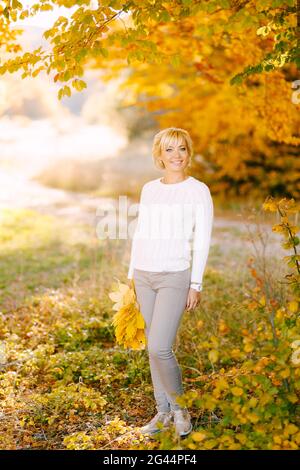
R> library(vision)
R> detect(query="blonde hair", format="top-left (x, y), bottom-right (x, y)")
top-left (152, 127), bottom-right (194, 170)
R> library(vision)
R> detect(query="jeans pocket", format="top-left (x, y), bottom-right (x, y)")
top-left (164, 269), bottom-right (191, 290)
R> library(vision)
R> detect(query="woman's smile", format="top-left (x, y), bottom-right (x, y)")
top-left (170, 160), bottom-right (184, 166)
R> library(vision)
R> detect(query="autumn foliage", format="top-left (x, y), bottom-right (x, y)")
top-left (0, 198), bottom-right (299, 450)
top-left (0, 1), bottom-right (299, 198)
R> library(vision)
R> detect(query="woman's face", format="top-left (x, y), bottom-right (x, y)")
top-left (160, 138), bottom-right (189, 172)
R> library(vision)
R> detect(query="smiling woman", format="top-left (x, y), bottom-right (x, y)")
top-left (126, 127), bottom-right (214, 438)
top-left (152, 127), bottom-right (193, 175)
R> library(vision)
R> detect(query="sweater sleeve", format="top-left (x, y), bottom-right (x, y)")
top-left (127, 186), bottom-right (146, 279)
top-left (190, 183), bottom-right (214, 286)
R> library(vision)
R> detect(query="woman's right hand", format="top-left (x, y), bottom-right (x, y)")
top-left (186, 288), bottom-right (201, 311)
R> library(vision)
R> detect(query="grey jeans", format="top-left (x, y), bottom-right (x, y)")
top-left (133, 267), bottom-right (191, 413)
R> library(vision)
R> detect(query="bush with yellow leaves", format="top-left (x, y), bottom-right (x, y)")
top-left (108, 279), bottom-right (146, 350)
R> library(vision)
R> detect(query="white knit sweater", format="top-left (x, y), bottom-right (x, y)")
top-left (127, 176), bottom-right (214, 288)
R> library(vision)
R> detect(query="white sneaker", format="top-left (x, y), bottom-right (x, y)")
top-left (172, 408), bottom-right (193, 437)
top-left (139, 411), bottom-right (173, 435)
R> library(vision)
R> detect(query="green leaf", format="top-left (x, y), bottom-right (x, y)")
top-left (230, 74), bottom-right (244, 86)
top-left (160, 10), bottom-right (171, 22)
top-left (64, 70), bottom-right (71, 81)
top-left (82, 14), bottom-right (94, 24)
top-left (3, 7), bottom-right (9, 19)
top-left (100, 48), bottom-right (109, 58)
top-left (219, 0), bottom-right (230, 7)
top-left (75, 49), bottom-right (88, 63)
top-left (170, 53), bottom-right (181, 68)
top-left (64, 86), bottom-right (71, 97)
top-left (72, 79), bottom-right (87, 91)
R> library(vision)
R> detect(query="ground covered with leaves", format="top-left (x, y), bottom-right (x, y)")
top-left (0, 202), bottom-right (299, 450)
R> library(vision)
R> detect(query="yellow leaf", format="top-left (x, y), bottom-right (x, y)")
top-left (111, 301), bottom-right (123, 312)
top-left (249, 397), bottom-right (258, 408)
top-left (204, 439), bottom-right (218, 449)
top-left (259, 295), bottom-right (266, 306)
top-left (136, 311), bottom-right (145, 329)
top-left (119, 283), bottom-right (130, 294)
top-left (208, 350), bottom-right (219, 364)
top-left (218, 320), bottom-right (230, 334)
top-left (123, 288), bottom-right (136, 305)
top-left (230, 348), bottom-right (241, 359)
top-left (228, 443), bottom-right (241, 450)
top-left (276, 308), bottom-right (285, 320)
top-left (231, 387), bottom-right (243, 397)
top-left (109, 284), bottom-right (146, 350)
top-left (262, 197), bottom-right (277, 212)
top-left (108, 281), bottom-right (136, 313)
top-left (192, 432), bottom-right (206, 442)
top-left (108, 291), bottom-right (123, 303)
top-left (280, 368), bottom-right (290, 378)
top-left (285, 424), bottom-right (299, 435)
top-left (293, 432), bottom-right (300, 445)
top-left (236, 433), bottom-right (247, 444)
top-left (287, 393), bottom-right (298, 404)
top-left (288, 301), bottom-right (299, 313)
top-left (244, 343), bottom-right (254, 353)
top-left (260, 393), bottom-right (272, 406)
top-left (215, 378), bottom-right (229, 390)
top-left (187, 443), bottom-right (197, 450)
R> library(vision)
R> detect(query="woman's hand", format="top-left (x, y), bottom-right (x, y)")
top-left (186, 288), bottom-right (201, 311)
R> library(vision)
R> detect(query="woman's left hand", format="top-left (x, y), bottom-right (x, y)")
top-left (186, 288), bottom-right (201, 311)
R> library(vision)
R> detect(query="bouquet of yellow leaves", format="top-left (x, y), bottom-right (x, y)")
top-left (108, 278), bottom-right (146, 350)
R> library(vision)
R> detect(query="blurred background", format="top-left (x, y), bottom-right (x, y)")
top-left (1, 1), bottom-right (298, 220)
top-left (0, 57), bottom-right (162, 213)
top-left (0, 4), bottom-right (165, 227)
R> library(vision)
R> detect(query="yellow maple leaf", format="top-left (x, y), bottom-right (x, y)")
top-left (108, 281), bottom-right (135, 311)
